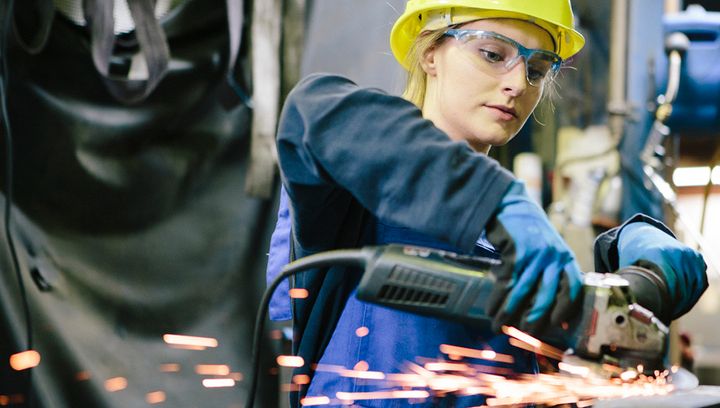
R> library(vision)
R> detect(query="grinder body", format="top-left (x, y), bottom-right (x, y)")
top-left (355, 244), bottom-right (669, 371)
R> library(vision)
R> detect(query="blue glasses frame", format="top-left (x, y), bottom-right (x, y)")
top-left (443, 29), bottom-right (563, 86)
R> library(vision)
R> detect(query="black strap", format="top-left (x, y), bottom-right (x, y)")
top-left (220, 0), bottom-right (252, 109)
top-left (11, 0), bottom-right (54, 54)
top-left (83, 0), bottom-right (170, 104)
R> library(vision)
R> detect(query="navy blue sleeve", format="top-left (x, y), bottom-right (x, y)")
top-left (593, 213), bottom-right (676, 273)
top-left (276, 74), bottom-right (515, 253)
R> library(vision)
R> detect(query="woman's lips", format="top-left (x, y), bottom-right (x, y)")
top-left (485, 104), bottom-right (517, 121)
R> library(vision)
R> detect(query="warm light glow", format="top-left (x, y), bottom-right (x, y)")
top-left (672, 166), bottom-right (720, 187)
top-left (9, 350), bottom-right (40, 371)
top-left (353, 361), bottom-right (369, 371)
top-left (385, 373), bottom-right (428, 387)
top-left (486, 396), bottom-right (523, 406)
top-left (75, 371), bottom-right (91, 381)
top-left (558, 362), bottom-right (590, 377)
top-left (506, 331), bottom-right (565, 361)
top-left (281, 384), bottom-right (302, 392)
top-left (277, 355), bottom-right (305, 368)
top-left (145, 391), bottom-right (166, 404)
top-left (620, 370), bottom-right (638, 381)
top-left (300, 396), bottom-right (331, 406)
top-left (195, 364), bottom-right (230, 376)
top-left (167, 344), bottom-right (207, 351)
top-left (159, 364), bottom-right (181, 373)
top-left (202, 378), bottom-right (236, 388)
top-left (336, 390), bottom-right (430, 400)
top-left (340, 369), bottom-right (385, 380)
top-left (289, 288), bottom-right (310, 299)
top-left (502, 326), bottom-right (542, 348)
top-left (427, 374), bottom-right (474, 391)
top-left (0, 395), bottom-right (23, 406)
top-left (163, 334), bottom-right (218, 349)
top-left (229, 372), bottom-right (244, 381)
top-left (601, 364), bottom-right (623, 374)
top-left (293, 374), bottom-right (311, 385)
top-left (104, 377), bottom-right (128, 392)
top-left (314, 363), bottom-right (385, 379)
top-left (305, 341), bottom-right (675, 405)
top-left (439, 344), bottom-right (514, 364)
top-left (424, 362), bottom-right (471, 372)
top-left (355, 326), bottom-right (370, 337)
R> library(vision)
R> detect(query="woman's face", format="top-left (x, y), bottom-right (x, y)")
top-left (421, 19), bottom-right (555, 153)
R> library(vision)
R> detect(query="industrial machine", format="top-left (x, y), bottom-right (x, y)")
top-left (354, 244), bottom-right (669, 372)
top-left (247, 243), bottom-right (683, 407)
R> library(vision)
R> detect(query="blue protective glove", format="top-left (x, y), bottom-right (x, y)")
top-left (617, 221), bottom-right (708, 319)
top-left (486, 180), bottom-right (584, 334)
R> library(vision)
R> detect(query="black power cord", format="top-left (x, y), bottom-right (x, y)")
top-left (245, 249), bottom-right (368, 408)
top-left (1, 0), bottom-right (35, 405)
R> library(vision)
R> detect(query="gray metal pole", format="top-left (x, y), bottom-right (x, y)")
top-left (608, 0), bottom-right (629, 142)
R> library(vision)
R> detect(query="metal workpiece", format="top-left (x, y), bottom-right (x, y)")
top-left (570, 272), bottom-right (669, 371)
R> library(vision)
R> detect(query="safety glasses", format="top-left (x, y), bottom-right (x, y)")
top-left (443, 29), bottom-right (563, 87)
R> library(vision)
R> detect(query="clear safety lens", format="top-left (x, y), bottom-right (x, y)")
top-left (444, 29), bottom-right (562, 87)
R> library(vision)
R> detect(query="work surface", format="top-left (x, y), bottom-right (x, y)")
top-left (596, 386), bottom-right (720, 407)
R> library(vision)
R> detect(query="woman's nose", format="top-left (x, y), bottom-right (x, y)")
top-left (501, 60), bottom-right (529, 97)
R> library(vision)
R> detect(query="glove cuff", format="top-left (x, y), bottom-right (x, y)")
top-left (593, 213), bottom-right (676, 273)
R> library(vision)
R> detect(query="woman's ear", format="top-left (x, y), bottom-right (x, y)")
top-left (420, 46), bottom-right (439, 77)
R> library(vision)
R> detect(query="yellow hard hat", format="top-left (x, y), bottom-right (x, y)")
top-left (390, 0), bottom-right (586, 69)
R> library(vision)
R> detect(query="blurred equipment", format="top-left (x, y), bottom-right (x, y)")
top-left (513, 152), bottom-right (543, 206)
top-left (642, 31), bottom-right (689, 171)
top-left (1, 0), bottom-right (305, 406)
top-left (546, 0), bottom-right (632, 271)
top-left (640, 11), bottom-right (720, 277)
top-left (549, 125), bottom-right (621, 271)
top-left (655, 5), bottom-right (720, 136)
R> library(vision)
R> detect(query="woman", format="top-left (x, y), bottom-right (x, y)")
top-left (266, 1), bottom-right (707, 405)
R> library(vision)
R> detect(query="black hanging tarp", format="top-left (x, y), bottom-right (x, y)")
top-left (0, 0), bottom-right (285, 406)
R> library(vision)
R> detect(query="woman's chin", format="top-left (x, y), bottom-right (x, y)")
top-left (477, 135), bottom-right (514, 148)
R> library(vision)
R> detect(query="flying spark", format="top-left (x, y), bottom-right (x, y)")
top-left (277, 355), bottom-right (305, 368)
top-left (202, 378), bottom-right (236, 388)
top-left (163, 334), bottom-right (218, 349)
top-left (284, 326), bottom-right (675, 405)
top-left (9, 350), bottom-right (40, 371)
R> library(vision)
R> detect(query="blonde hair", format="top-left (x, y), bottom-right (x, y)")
top-left (401, 28), bottom-right (448, 108)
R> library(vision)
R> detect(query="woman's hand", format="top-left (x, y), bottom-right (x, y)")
top-left (618, 221), bottom-right (708, 318)
top-left (486, 180), bottom-right (584, 335)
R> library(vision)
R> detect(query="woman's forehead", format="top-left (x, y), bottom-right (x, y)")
top-left (459, 19), bottom-right (555, 52)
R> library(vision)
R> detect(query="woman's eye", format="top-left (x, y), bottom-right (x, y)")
top-left (479, 49), bottom-right (503, 63)
top-left (527, 68), bottom-right (546, 81)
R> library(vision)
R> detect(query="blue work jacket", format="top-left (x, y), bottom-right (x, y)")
top-left (268, 186), bottom-right (537, 407)
top-left (271, 74), bottom-right (528, 406)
